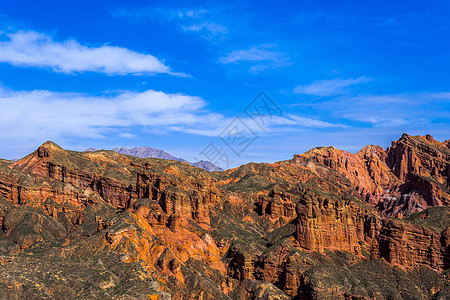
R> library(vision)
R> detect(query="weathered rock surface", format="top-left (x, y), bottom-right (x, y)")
top-left (0, 134), bottom-right (448, 299)
top-left (292, 134), bottom-right (450, 217)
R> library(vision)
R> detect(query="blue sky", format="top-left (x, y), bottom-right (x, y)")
top-left (0, 0), bottom-right (449, 168)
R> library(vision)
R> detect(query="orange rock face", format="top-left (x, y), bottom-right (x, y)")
top-left (295, 192), bottom-right (366, 255)
top-left (375, 219), bottom-right (447, 270)
top-left (292, 134), bottom-right (450, 217)
top-left (291, 146), bottom-right (391, 201)
top-left (293, 190), bottom-right (448, 272)
top-left (387, 134), bottom-right (450, 185)
top-left (0, 135), bottom-right (448, 299)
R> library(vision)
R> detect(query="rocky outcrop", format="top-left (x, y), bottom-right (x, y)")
top-left (291, 134), bottom-right (450, 218)
top-left (386, 134), bottom-right (450, 186)
top-left (294, 191), bottom-right (368, 255)
top-left (291, 145), bottom-right (398, 206)
top-left (375, 219), bottom-right (447, 270)
top-left (291, 191), bottom-right (449, 272)
top-left (297, 259), bottom-right (446, 299)
top-left (255, 189), bottom-right (297, 227)
top-left (0, 137), bottom-right (449, 299)
top-left (136, 169), bottom-right (221, 226)
top-left (230, 279), bottom-right (290, 300)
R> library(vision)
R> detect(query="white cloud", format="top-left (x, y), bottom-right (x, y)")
top-left (0, 87), bottom-right (217, 143)
top-left (0, 31), bottom-right (184, 76)
top-left (113, 7), bottom-right (227, 41)
top-left (219, 45), bottom-right (289, 73)
top-left (173, 8), bottom-right (209, 19)
top-left (336, 95), bottom-right (417, 128)
top-left (182, 22), bottom-right (228, 40)
top-left (310, 92), bottom-right (450, 128)
top-left (182, 9), bottom-right (208, 18)
top-left (0, 84), bottom-right (346, 158)
top-left (118, 133), bottom-right (135, 138)
top-left (293, 77), bottom-right (371, 96)
top-left (174, 114), bottom-right (344, 137)
top-left (220, 45), bottom-right (284, 63)
top-left (112, 7), bottom-right (208, 20)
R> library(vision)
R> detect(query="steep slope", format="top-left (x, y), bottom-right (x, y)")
top-left (387, 134), bottom-right (450, 185)
top-left (0, 135), bottom-right (448, 299)
top-left (290, 145), bottom-right (399, 203)
top-left (290, 134), bottom-right (450, 217)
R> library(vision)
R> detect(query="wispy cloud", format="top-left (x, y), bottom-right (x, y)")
top-left (293, 77), bottom-right (371, 96)
top-left (182, 22), bottom-right (228, 40)
top-left (310, 92), bottom-right (450, 128)
top-left (0, 87), bottom-right (213, 142)
top-left (219, 45), bottom-right (289, 73)
top-left (0, 84), bottom-right (343, 147)
top-left (118, 133), bottom-right (135, 139)
top-left (0, 31), bottom-right (184, 76)
top-left (220, 45), bottom-right (281, 63)
top-left (333, 94), bottom-right (417, 128)
top-left (176, 9), bottom-right (209, 19)
top-left (112, 7), bottom-right (208, 21)
top-left (113, 6), bottom-right (227, 41)
top-left (285, 115), bottom-right (344, 128)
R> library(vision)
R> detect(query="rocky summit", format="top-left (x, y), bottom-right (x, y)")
top-left (0, 134), bottom-right (449, 299)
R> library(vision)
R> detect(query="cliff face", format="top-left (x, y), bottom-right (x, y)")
top-left (385, 134), bottom-right (450, 212)
top-left (387, 134), bottom-right (450, 185)
top-left (294, 191), bottom-right (367, 255)
top-left (292, 189), bottom-right (448, 271)
top-left (291, 134), bottom-right (450, 218)
top-left (0, 135), bottom-right (448, 299)
top-left (376, 219), bottom-right (447, 270)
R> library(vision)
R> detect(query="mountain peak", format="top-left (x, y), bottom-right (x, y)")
top-left (40, 141), bottom-right (62, 148)
top-left (112, 146), bottom-right (188, 162)
top-left (94, 146), bottom-right (223, 171)
top-left (0, 134), bottom-right (449, 298)
top-left (401, 132), bottom-right (410, 139)
top-left (424, 134), bottom-right (435, 143)
top-left (192, 160), bottom-right (223, 172)
top-left (37, 141), bottom-right (64, 158)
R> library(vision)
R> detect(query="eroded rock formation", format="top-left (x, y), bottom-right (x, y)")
top-left (0, 134), bottom-right (448, 299)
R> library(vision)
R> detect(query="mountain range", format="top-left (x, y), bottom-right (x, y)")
top-left (86, 146), bottom-right (223, 172)
top-left (0, 133), bottom-right (448, 299)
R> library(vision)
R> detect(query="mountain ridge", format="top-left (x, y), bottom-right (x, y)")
top-left (0, 133), bottom-right (448, 299)
top-left (87, 146), bottom-right (223, 172)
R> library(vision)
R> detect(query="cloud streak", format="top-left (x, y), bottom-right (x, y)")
top-left (0, 85), bottom-right (343, 148)
top-left (113, 7), bottom-right (227, 41)
top-left (293, 77), bottom-right (371, 96)
top-left (219, 45), bottom-right (289, 73)
top-left (309, 92), bottom-right (450, 129)
top-left (182, 22), bottom-right (228, 40)
top-left (0, 31), bottom-right (184, 76)
top-left (0, 87), bottom-right (211, 141)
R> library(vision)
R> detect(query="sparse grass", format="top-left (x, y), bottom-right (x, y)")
top-left (403, 206), bottom-right (450, 233)
top-left (264, 221), bottom-right (296, 246)
top-left (0, 252), bottom-right (165, 299)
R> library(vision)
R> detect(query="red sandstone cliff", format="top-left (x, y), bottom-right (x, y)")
top-left (0, 135), bottom-right (448, 299)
